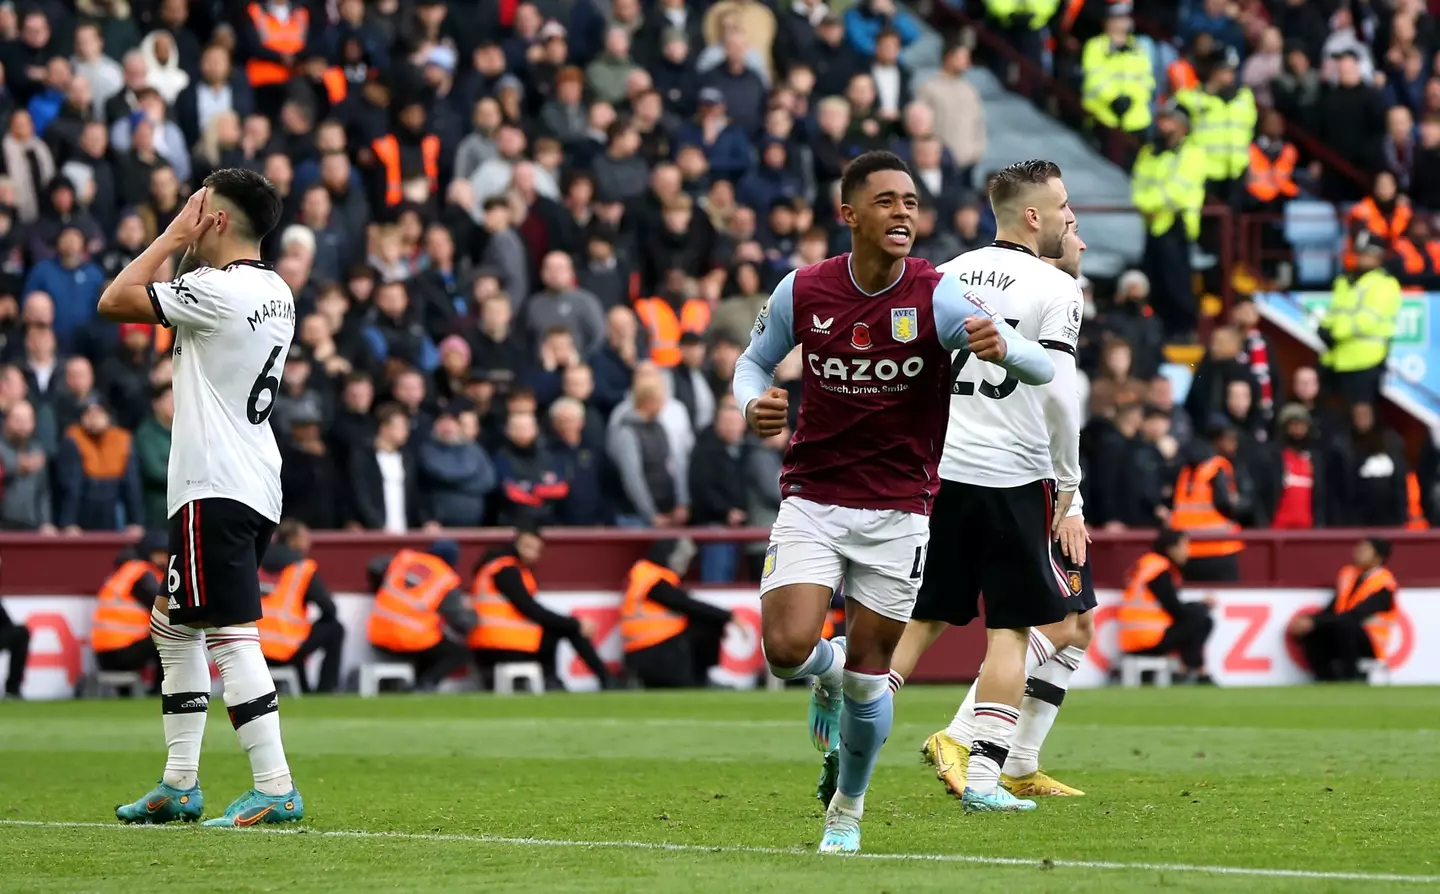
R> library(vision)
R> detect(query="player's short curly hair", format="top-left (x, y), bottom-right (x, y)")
top-left (840, 150), bottom-right (913, 205)
top-left (203, 168), bottom-right (283, 242)
top-left (986, 159), bottom-right (1063, 210)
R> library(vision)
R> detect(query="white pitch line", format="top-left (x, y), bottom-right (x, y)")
top-left (1, 820), bottom-right (1436, 884)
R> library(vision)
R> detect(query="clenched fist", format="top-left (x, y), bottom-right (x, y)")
top-left (965, 317), bottom-right (1009, 362)
top-left (746, 387), bottom-right (789, 437)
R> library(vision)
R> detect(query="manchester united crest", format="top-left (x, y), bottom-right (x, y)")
top-left (1067, 571), bottom-right (1083, 595)
top-left (891, 307), bottom-right (918, 343)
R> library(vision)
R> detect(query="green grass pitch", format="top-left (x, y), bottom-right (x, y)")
top-left (1, 685), bottom-right (1437, 892)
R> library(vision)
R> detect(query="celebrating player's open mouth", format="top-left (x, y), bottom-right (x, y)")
top-left (885, 225), bottom-right (911, 247)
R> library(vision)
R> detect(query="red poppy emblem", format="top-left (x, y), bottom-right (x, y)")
top-left (851, 322), bottom-right (872, 350)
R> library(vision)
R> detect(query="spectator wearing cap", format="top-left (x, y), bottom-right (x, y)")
top-left (0, 399), bottom-right (53, 531)
top-left (1271, 403), bottom-right (1326, 529)
top-left (23, 226), bottom-right (101, 353)
top-left (127, 378), bottom-right (172, 527)
top-left (1314, 49), bottom-right (1387, 203)
top-left (1328, 401), bottom-right (1407, 527)
top-left (1319, 230), bottom-right (1401, 407)
top-left (98, 322), bottom-right (157, 431)
top-left (418, 405), bottom-right (496, 528)
top-left (678, 88), bottom-right (751, 183)
top-left (174, 44), bottom-right (254, 148)
top-left (1288, 537), bottom-right (1399, 682)
top-left (56, 395), bottom-right (142, 534)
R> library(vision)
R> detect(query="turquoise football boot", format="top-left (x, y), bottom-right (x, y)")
top-left (815, 747), bottom-right (839, 804)
top-left (115, 780), bottom-right (204, 824)
top-left (807, 636), bottom-right (845, 753)
top-left (962, 786), bottom-right (1037, 813)
top-left (817, 803), bottom-right (862, 855)
top-left (201, 788), bottom-right (304, 827)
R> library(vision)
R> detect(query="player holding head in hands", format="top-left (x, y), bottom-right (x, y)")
top-left (734, 150), bottom-right (1054, 854)
top-left (97, 170), bottom-right (304, 828)
top-left (871, 160), bottom-right (1085, 813)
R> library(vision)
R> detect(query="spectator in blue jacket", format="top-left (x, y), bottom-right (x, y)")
top-left (492, 410), bottom-right (570, 526)
top-left (699, 28), bottom-right (769, 137)
top-left (548, 397), bottom-right (611, 525)
top-left (23, 226), bottom-right (103, 354)
top-left (1180, 0), bottom-right (1246, 57)
top-left (843, 0), bottom-right (922, 61)
top-left (27, 57), bottom-right (69, 137)
top-left (55, 396), bottom-right (142, 533)
top-left (677, 89), bottom-right (753, 182)
top-left (417, 406), bottom-right (496, 528)
top-left (589, 304), bottom-right (643, 417)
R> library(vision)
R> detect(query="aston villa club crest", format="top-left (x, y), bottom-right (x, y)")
top-left (1068, 571), bottom-right (1083, 595)
top-left (763, 544), bottom-right (778, 578)
top-left (851, 322), bottom-right (873, 350)
top-left (891, 307), bottom-right (918, 343)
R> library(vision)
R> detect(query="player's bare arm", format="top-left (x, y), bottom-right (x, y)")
top-left (98, 187), bottom-right (216, 323)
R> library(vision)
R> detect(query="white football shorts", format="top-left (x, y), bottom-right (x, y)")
top-left (759, 496), bottom-right (930, 622)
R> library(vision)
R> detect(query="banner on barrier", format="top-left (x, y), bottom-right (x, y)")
top-left (2, 588), bottom-right (1436, 699)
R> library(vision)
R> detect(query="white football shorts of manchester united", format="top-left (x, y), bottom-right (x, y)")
top-left (759, 496), bottom-right (930, 622)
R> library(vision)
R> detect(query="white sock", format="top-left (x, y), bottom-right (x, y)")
top-left (152, 609), bottom-right (208, 790)
top-left (767, 639), bottom-right (845, 694)
top-left (1004, 645), bottom-right (1085, 777)
top-left (886, 669), bottom-right (904, 695)
top-left (208, 627), bottom-right (293, 796)
top-left (967, 702), bottom-right (1020, 794)
top-left (945, 630), bottom-right (1056, 747)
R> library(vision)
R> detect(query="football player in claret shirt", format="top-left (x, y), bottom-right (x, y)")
top-left (733, 150), bottom-right (1055, 854)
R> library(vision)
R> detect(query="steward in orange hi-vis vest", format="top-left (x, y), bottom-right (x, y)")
top-left (1118, 530), bottom-right (1215, 680)
top-left (366, 541), bottom-right (476, 692)
top-left (469, 522), bottom-right (614, 690)
top-left (244, 1), bottom-right (309, 88)
top-left (91, 531), bottom-right (169, 691)
top-left (1171, 422), bottom-right (1253, 583)
top-left (621, 540), bottom-right (733, 689)
top-left (1290, 537), bottom-right (1400, 681)
top-left (256, 522), bottom-right (347, 694)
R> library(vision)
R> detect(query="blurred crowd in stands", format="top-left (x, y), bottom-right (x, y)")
top-left (0, 0), bottom-right (1431, 586)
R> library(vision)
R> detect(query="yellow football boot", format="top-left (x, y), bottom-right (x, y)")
top-left (920, 730), bottom-right (969, 797)
top-left (1001, 770), bottom-right (1086, 797)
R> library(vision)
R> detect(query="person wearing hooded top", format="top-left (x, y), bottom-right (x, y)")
top-left (620, 538), bottom-right (735, 688)
top-left (469, 518), bottom-right (615, 690)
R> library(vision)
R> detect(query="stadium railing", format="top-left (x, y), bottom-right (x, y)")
top-left (5, 527), bottom-right (1440, 594)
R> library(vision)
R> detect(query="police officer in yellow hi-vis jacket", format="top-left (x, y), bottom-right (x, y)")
top-left (1133, 102), bottom-right (1207, 336)
top-left (1320, 231), bottom-right (1402, 407)
top-left (1081, 5), bottom-right (1154, 147)
top-left (985, 0), bottom-right (1059, 72)
top-left (621, 539), bottom-right (735, 689)
top-left (1177, 48), bottom-right (1256, 207)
